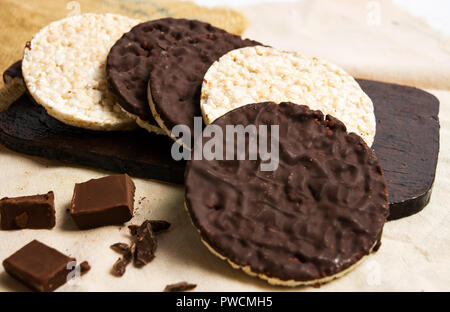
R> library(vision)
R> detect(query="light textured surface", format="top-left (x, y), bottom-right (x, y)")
top-left (22, 13), bottom-right (139, 130)
top-left (241, 0), bottom-right (450, 90)
top-left (201, 46), bottom-right (376, 146)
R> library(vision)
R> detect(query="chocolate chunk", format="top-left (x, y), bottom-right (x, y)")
top-left (128, 220), bottom-right (170, 236)
top-left (149, 33), bottom-right (261, 136)
top-left (106, 18), bottom-right (226, 122)
top-left (111, 243), bottom-right (135, 277)
top-left (128, 224), bottom-right (139, 236)
top-left (134, 221), bottom-right (157, 267)
top-left (111, 258), bottom-right (128, 277)
top-left (164, 282), bottom-right (197, 292)
top-left (357, 79), bottom-right (440, 220)
top-left (185, 102), bottom-right (389, 284)
top-left (149, 220), bottom-right (171, 233)
top-left (70, 174), bottom-right (135, 229)
top-left (0, 191), bottom-right (55, 230)
top-left (125, 243), bottom-right (136, 263)
top-left (2, 240), bottom-right (76, 292)
top-left (79, 261), bottom-right (91, 275)
top-left (110, 243), bottom-right (130, 254)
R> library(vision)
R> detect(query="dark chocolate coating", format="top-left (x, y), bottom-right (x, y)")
top-left (0, 63), bottom-right (440, 220)
top-left (0, 191), bottom-right (55, 230)
top-left (106, 18), bottom-right (226, 122)
top-left (70, 174), bottom-right (135, 229)
top-left (149, 33), bottom-right (261, 134)
top-left (357, 79), bottom-right (440, 220)
top-left (185, 102), bottom-right (389, 282)
top-left (2, 240), bottom-right (75, 292)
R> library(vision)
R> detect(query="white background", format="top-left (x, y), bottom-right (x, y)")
top-left (189, 0), bottom-right (450, 34)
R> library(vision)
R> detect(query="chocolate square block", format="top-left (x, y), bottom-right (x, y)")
top-left (2, 240), bottom-right (75, 292)
top-left (0, 191), bottom-right (55, 230)
top-left (70, 174), bottom-right (135, 229)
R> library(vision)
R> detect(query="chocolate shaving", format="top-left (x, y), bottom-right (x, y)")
top-left (129, 220), bottom-right (171, 235)
top-left (124, 243), bottom-right (135, 263)
top-left (164, 282), bottom-right (197, 292)
top-left (128, 224), bottom-right (139, 236)
top-left (149, 220), bottom-right (171, 233)
top-left (113, 219), bottom-right (170, 276)
top-left (110, 242), bottom-right (130, 254)
top-left (111, 258), bottom-right (128, 277)
top-left (134, 221), bottom-right (157, 267)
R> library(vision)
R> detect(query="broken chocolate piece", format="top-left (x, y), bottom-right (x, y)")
top-left (164, 282), bottom-right (197, 292)
top-left (110, 243), bottom-right (135, 277)
top-left (149, 220), bottom-right (171, 233)
top-left (70, 174), bottom-right (135, 229)
top-left (110, 243), bottom-right (130, 254)
top-left (0, 191), bottom-right (55, 230)
top-left (2, 240), bottom-right (75, 292)
top-left (128, 224), bottom-right (139, 236)
top-left (128, 220), bottom-right (171, 236)
top-left (125, 243), bottom-right (136, 263)
top-left (111, 258), bottom-right (128, 277)
top-left (134, 221), bottom-right (157, 267)
top-left (79, 261), bottom-right (91, 275)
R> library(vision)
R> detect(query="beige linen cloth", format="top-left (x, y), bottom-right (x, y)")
top-left (0, 0), bottom-right (449, 291)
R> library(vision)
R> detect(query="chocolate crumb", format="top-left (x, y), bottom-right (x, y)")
top-left (124, 242), bottom-right (135, 262)
top-left (134, 221), bottom-right (157, 267)
top-left (25, 41), bottom-right (31, 49)
top-left (110, 242), bottom-right (130, 254)
top-left (111, 258), bottom-right (128, 277)
top-left (150, 220), bottom-right (171, 233)
top-left (79, 261), bottom-right (91, 275)
top-left (128, 224), bottom-right (139, 236)
top-left (164, 282), bottom-right (197, 292)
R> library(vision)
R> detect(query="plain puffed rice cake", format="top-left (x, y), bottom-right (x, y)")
top-left (201, 46), bottom-right (376, 146)
top-left (22, 13), bottom-right (139, 131)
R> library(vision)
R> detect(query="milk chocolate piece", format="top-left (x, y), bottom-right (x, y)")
top-left (79, 261), bottom-right (91, 275)
top-left (110, 242), bottom-right (130, 254)
top-left (129, 220), bottom-right (171, 235)
top-left (148, 220), bottom-right (171, 233)
top-left (164, 282), bottom-right (197, 292)
top-left (110, 243), bottom-right (135, 277)
top-left (185, 102), bottom-right (389, 283)
top-left (2, 240), bottom-right (75, 292)
top-left (70, 174), bottom-right (135, 229)
top-left (111, 258), bottom-right (128, 277)
top-left (0, 191), bottom-right (55, 230)
top-left (134, 221), bottom-right (157, 267)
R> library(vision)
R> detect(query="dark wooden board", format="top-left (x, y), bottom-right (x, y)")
top-left (0, 63), bottom-right (440, 220)
top-left (359, 79), bottom-right (440, 220)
